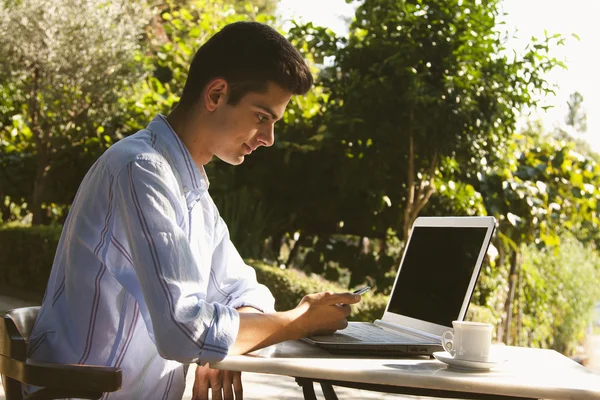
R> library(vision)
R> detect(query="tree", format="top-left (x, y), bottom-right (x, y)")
top-left (555, 91), bottom-right (594, 158)
top-left (0, 0), bottom-right (151, 224)
top-left (565, 91), bottom-right (587, 133)
top-left (122, 0), bottom-right (277, 130)
top-left (284, 0), bottom-right (564, 249)
top-left (477, 126), bottom-right (600, 343)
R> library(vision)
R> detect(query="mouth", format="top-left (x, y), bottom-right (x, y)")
top-left (242, 143), bottom-right (253, 155)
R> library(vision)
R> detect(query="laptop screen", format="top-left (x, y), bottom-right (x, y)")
top-left (386, 226), bottom-right (489, 327)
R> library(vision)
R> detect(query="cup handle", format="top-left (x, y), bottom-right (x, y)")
top-left (442, 330), bottom-right (455, 356)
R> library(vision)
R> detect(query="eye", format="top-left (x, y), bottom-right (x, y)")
top-left (256, 113), bottom-right (269, 123)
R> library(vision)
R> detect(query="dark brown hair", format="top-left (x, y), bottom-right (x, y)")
top-left (179, 21), bottom-right (313, 106)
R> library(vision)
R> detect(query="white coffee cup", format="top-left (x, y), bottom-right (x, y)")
top-left (441, 321), bottom-right (493, 362)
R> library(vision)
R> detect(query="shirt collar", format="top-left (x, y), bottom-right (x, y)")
top-left (146, 114), bottom-right (209, 194)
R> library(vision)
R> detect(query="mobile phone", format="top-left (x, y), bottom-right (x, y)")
top-left (353, 286), bottom-right (371, 295)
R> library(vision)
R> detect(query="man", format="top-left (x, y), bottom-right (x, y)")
top-left (28, 21), bottom-right (361, 400)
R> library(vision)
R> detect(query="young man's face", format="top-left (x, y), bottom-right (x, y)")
top-left (210, 81), bottom-right (292, 165)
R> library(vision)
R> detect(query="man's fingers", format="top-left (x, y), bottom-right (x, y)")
top-left (193, 364), bottom-right (210, 400)
top-left (222, 370), bottom-right (234, 400)
top-left (233, 371), bottom-right (243, 399)
top-left (212, 388), bottom-right (223, 400)
top-left (337, 303), bottom-right (352, 317)
top-left (326, 292), bottom-right (361, 305)
top-left (208, 368), bottom-right (223, 400)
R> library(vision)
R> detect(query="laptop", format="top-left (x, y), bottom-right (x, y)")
top-left (303, 216), bottom-right (496, 356)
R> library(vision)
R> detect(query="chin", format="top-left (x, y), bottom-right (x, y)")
top-left (217, 154), bottom-right (245, 166)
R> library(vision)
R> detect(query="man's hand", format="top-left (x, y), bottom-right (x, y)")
top-left (289, 291), bottom-right (361, 337)
top-left (192, 306), bottom-right (259, 399)
top-left (192, 363), bottom-right (242, 400)
top-left (228, 291), bottom-right (361, 356)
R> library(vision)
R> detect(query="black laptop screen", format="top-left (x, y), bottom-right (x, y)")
top-left (386, 226), bottom-right (489, 327)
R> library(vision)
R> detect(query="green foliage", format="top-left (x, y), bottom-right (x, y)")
top-left (0, 0), bottom-right (152, 223)
top-left (565, 91), bottom-right (587, 133)
top-left (122, 0), bottom-right (276, 131)
top-left (478, 130), bottom-right (600, 251)
top-left (212, 186), bottom-right (284, 259)
top-left (251, 260), bottom-right (388, 322)
top-left (285, 0), bottom-right (564, 243)
top-left (0, 224), bottom-right (388, 322)
top-left (1, 0), bottom-right (599, 358)
top-left (516, 235), bottom-right (600, 354)
top-left (0, 223), bottom-right (61, 294)
top-left (466, 304), bottom-right (499, 327)
top-left (242, 0), bottom-right (566, 287)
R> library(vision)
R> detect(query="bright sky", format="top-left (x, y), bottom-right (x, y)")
top-left (277, 0), bottom-right (600, 152)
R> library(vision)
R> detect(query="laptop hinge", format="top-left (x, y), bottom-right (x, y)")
top-left (374, 319), bottom-right (441, 342)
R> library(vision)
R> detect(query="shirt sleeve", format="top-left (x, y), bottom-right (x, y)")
top-left (114, 157), bottom-right (240, 363)
top-left (208, 216), bottom-right (276, 313)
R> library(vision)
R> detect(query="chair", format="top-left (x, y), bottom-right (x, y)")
top-left (0, 307), bottom-right (122, 400)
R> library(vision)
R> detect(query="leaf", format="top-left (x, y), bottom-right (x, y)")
top-left (189, 26), bottom-right (201, 38)
top-left (180, 8), bottom-right (194, 22)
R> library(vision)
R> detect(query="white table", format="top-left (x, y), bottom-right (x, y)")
top-left (212, 340), bottom-right (600, 400)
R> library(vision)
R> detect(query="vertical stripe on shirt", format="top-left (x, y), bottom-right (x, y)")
top-left (79, 175), bottom-right (115, 364)
top-left (127, 163), bottom-right (204, 349)
top-left (161, 370), bottom-right (176, 400)
top-left (78, 263), bottom-right (107, 364)
top-left (52, 278), bottom-right (66, 306)
top-left (115, 302), bottom-right (139, 368)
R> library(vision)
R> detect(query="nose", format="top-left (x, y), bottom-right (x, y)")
top-left (257, 123), bottom-right (275, 147)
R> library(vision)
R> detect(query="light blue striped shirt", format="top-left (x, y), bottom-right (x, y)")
top-left (27, 115), bottom-right (275, 399)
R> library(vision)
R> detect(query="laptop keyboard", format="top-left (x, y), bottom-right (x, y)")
top-left (311, 323), bottom-right (427, 344)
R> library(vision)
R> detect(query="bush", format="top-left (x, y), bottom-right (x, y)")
top-left (0, 223), bottom-right (60, 295)
top-left (251, 260), bottom-right (388, 322)
top-left (517, 235), bottom-right (600, 354)
top-left (0, 224), bottom-right (389, 321)
top-left (0, 225), bottom-right (551, 337)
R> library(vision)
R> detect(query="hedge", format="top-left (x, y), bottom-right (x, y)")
top-left (0, 224), bottom-right (491, 324)
top-left (251, 259), bottom-right (388, 322)
top-left (0, 224), bottom-right (61, 297)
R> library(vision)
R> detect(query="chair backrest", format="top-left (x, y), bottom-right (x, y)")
top-left (0, 306), bottom-right (40, 360)
top-left (1, 306), bottom-right (40, 400)
top-left (1, 306), bottom-right (122, 400)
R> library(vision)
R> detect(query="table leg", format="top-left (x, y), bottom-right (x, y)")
top-left (319, 382), bottom-right (340, 400)
top-left (295, 378), bottom-right (341, 400)
top-left (296, 378), bottom-right (318, 400)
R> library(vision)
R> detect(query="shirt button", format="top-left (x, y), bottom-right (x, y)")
top-left (183, 186), bottom-right (189, 192)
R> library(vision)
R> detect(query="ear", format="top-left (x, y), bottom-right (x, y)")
top-left (203, 78), bottom-right (228, 112)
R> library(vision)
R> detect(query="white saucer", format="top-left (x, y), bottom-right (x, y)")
top-left (433, 351), bottom-right (505, 371)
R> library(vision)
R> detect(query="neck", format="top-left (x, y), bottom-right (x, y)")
top-left (166, 105), bottom-right (213, 166)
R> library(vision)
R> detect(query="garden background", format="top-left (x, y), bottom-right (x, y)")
top-left (1, 0), bottom-right (599, 358)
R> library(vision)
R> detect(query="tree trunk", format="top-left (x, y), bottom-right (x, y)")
top-left (503, 249), bottom-right (520, 345)
top-left (271, 231), bottom-right (286, 262)
top-left (285, 233), bottom-right (303, 267)
top-left (496, 243), bottom-right (506, 343)
top-left (402, 131), bottom-right (416, 244)
top-left (516, 258), bottom-right (524, 346)
top-left (399, 109), bottom-right (438, 262)
top-left (28, 66), bottom-right (51, 225)
top-left (379, 233), bottom-right (387, 258)
top-left (31, 146), bottom-right (50, 225)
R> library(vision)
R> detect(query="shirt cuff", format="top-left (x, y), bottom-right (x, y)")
top-left (228, 286), bottom-right (276, 313)
top-left (198, 303), bottom-right (240, 363)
